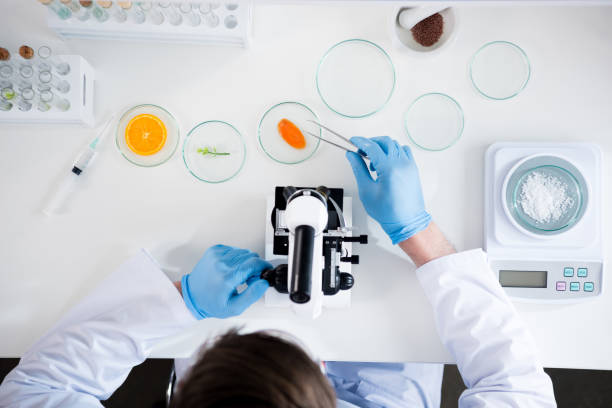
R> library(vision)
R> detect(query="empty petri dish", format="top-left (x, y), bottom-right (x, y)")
top-left (503, 155), bottom-right (587, 236)
top-left (316, 39), bottom-right (395, 118)
top-left (404, 93), bottom-right (464, 151)
top-left (183, 120), bottom-right (246, 183)
top-left (470, 41), bottom-right (530, 100)
top-left (258, 101), bottom-right (321, 165)
top-left (116, 104), bottom-right (179, 167)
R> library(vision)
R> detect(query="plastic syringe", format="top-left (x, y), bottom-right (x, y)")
top-left (43, 116), bottom-right (114, 216)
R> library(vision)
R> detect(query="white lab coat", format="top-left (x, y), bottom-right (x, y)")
top-left (0, 248), bottom-right (556, 407)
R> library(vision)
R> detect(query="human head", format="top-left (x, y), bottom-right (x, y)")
top-left (171, 330), bottom-right (336, 408)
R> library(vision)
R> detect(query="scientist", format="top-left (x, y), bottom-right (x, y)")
top-left (0, 137), bottom-right (556, 408)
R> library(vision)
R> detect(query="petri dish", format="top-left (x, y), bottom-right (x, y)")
top-left (116, 104), bottom-right (179, 167)
top-left (470, 41), bottom-right (530, 100)
top-left (183, 120), bottom-right (246, 183)
top-left (503, 155), bottom-right (588, 236)
top-left (404, 93), bottom-right (464, 151)
top-left (316, 39), bottom-right (395, 118)
top-left (258, 101), bottom-right (321, 165)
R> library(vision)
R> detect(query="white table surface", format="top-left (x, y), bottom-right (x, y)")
top-left (1, 1), bottom-right (612, 370)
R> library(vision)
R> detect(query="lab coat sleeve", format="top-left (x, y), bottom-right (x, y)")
top-left (0, 249), bottom-right (196, 408)
top-left (416, 249), bottom-right (556, 407)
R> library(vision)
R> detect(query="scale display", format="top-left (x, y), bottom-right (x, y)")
top-left (499, 270), bottom-right (547, 288)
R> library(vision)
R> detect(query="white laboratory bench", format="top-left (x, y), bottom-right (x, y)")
top-left (1, 1), bottom-right (612, 370)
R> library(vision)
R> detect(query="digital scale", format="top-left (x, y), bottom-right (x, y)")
top-left (484, 142), bottom-right (604, 303)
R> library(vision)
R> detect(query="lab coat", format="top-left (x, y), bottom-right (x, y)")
top-left (0, 248), bottom-right (556, 407)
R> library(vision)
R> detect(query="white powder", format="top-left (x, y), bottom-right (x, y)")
top-left (518, 171), bottom-right (574, 224)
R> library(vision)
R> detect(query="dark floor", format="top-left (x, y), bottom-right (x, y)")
top-left (1, 358), bottom-right (612, 407)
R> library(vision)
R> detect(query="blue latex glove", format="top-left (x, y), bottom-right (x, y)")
top-left (346, 136), bottom-right (431, 245)
top-left (181, 245), bottom-right (271, 319)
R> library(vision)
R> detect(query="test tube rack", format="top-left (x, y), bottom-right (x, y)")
top-left (0, 55), bottom-right (95, 126)
top-left (46, 2), bottom-right (253, 48)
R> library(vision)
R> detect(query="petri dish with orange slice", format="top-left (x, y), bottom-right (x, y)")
top-left (116, 104), bottom-right (179, 167)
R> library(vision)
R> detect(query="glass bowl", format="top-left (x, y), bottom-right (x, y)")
top-left (316, 39), bottom-right (396, 118)
top-left (503, 155), bottom-right (588, 236)
top-left (470, 41), bottom-right (530, 100)
top-left (183, 121), bottom-right (246, 183)
top-left (116, 104), bottom-right (179, 167)
top-left (404, 92), bottom-right (464, 151)
top-left (258, 101), bottom-right (321, 165)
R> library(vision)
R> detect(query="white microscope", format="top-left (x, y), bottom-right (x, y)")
top-left (261, 186), bottom-right (368, 319)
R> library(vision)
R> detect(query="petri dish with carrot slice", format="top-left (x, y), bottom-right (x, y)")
top-left (258, 101), bottom-right (320, 165)
top-left (116, 104), bottom-right (179, 167)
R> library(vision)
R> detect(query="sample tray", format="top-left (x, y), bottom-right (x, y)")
top-left (0, 55), bottom-right (95, 126)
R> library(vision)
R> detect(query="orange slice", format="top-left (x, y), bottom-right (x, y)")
top-left (125, 113), bottom-right (167, 156)
top-left (277, 118), bottom-right (306, 149)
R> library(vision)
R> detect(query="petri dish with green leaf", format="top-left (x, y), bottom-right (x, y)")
top-left (183, 120), bottom-right (246, 183)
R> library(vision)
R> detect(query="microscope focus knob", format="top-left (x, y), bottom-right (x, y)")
top-left (340, 255), bottom-right (359, 264)
top-left (339, 272), bottom-right (354, 290)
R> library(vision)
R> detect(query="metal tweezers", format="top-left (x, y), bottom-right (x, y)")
top-left (304, 120), bottom-right (367, 158)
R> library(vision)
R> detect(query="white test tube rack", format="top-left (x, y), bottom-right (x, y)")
top-left (46, 2), bottom-right (253, 48)
top-left (0, 55), bottom-right (95, 127)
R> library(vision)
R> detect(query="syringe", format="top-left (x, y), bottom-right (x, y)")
top-left (43, 116), bottom-right (114, 216)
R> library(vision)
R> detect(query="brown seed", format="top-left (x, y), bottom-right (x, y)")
top-left (79, 0), bottom-right (93, 6)
top-left (19, 45), bottom-right (34, 59)
top-left (411, 13), bottom-right (444, 47)
top-left (0, 48), bottom-right (10, 61)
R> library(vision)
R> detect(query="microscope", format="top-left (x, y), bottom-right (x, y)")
top-left (261, 186), bottom-right (368, 319)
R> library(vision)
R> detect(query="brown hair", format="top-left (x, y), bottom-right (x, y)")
top-left (171, 330), bottom-right (336, 408)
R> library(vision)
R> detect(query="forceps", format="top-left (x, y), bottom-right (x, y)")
top-left (304, 120), bottom-right (368, 158)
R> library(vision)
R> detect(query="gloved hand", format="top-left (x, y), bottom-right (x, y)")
top-left (346, 136), bottom-right (431, 245)
top-left (181, 245), bottom-right (271, 319)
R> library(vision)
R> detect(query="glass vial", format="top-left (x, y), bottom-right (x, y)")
top-left (60, 0), bottom-right (81, 12)
top-left (158, 2), bottom-right (182, 26)
top-left (92, 1), bottom-right (110, 22)
top-left (39, 71), bottom-right (70, 93)
top-left (38, 0), bottom-right (73, 20)
top-left (139, 2), bottom-right (164, 25)
top-left (179, 3), bottom-right (200, 26)
top-left (119, 1), bottom-right (145, 24)
top-left (38, 46), bottom-right (71, 76)
top-left (76, 0), bottom-right (93, 21)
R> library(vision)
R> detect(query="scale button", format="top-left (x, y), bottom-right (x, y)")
top-left (577, 268), bottom-right (588, 277)
top-left (556, 281), bottom-right (566, 291)
top-left (564, 267), bottom-right (574, 277)
top-left (584, 282), bottom-right (594, 292)
top-left (569, 282), bottom-right (580, 291)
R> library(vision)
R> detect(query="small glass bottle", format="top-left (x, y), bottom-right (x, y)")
top-left (138, 2), bottom-right (164, 25)
top-left (0, 98), bottom-right (12, 111)
top-left (60, 0), bottom-right (80, 13)
top-left (118, 1), bottom-right (145, 24)
top-left (47, 90), bottom-right (71, 111)
top-left (38, 0), bottom-right (72, 20)
top-left (16, 88), bottom-right (35, 111)
top-left (38, 46), bottom-right (71, 76)
top-left (158, 2), bottom-right (182, 26)
top-left (0, 87), bottom-right (16, 101)
top-left (99, 1), bottom-right (127, 22)
top-left (0, 48), bottom-right (13, 80)
top-left (39, 71), bottom-right (70, 94)
top-left (75, 0), bottom-right (93, 21)
top-left (202, 10), bottom-right (219, 27)
top-left (36, 91), bottom-right (52, 112)
top-left (92, 1), bottom-right (110, 22)
top-left (179, 3), bottom-right (200, 26)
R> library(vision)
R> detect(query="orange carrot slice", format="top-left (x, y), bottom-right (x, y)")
top-left (277, 118), bottom-right (306, 149)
